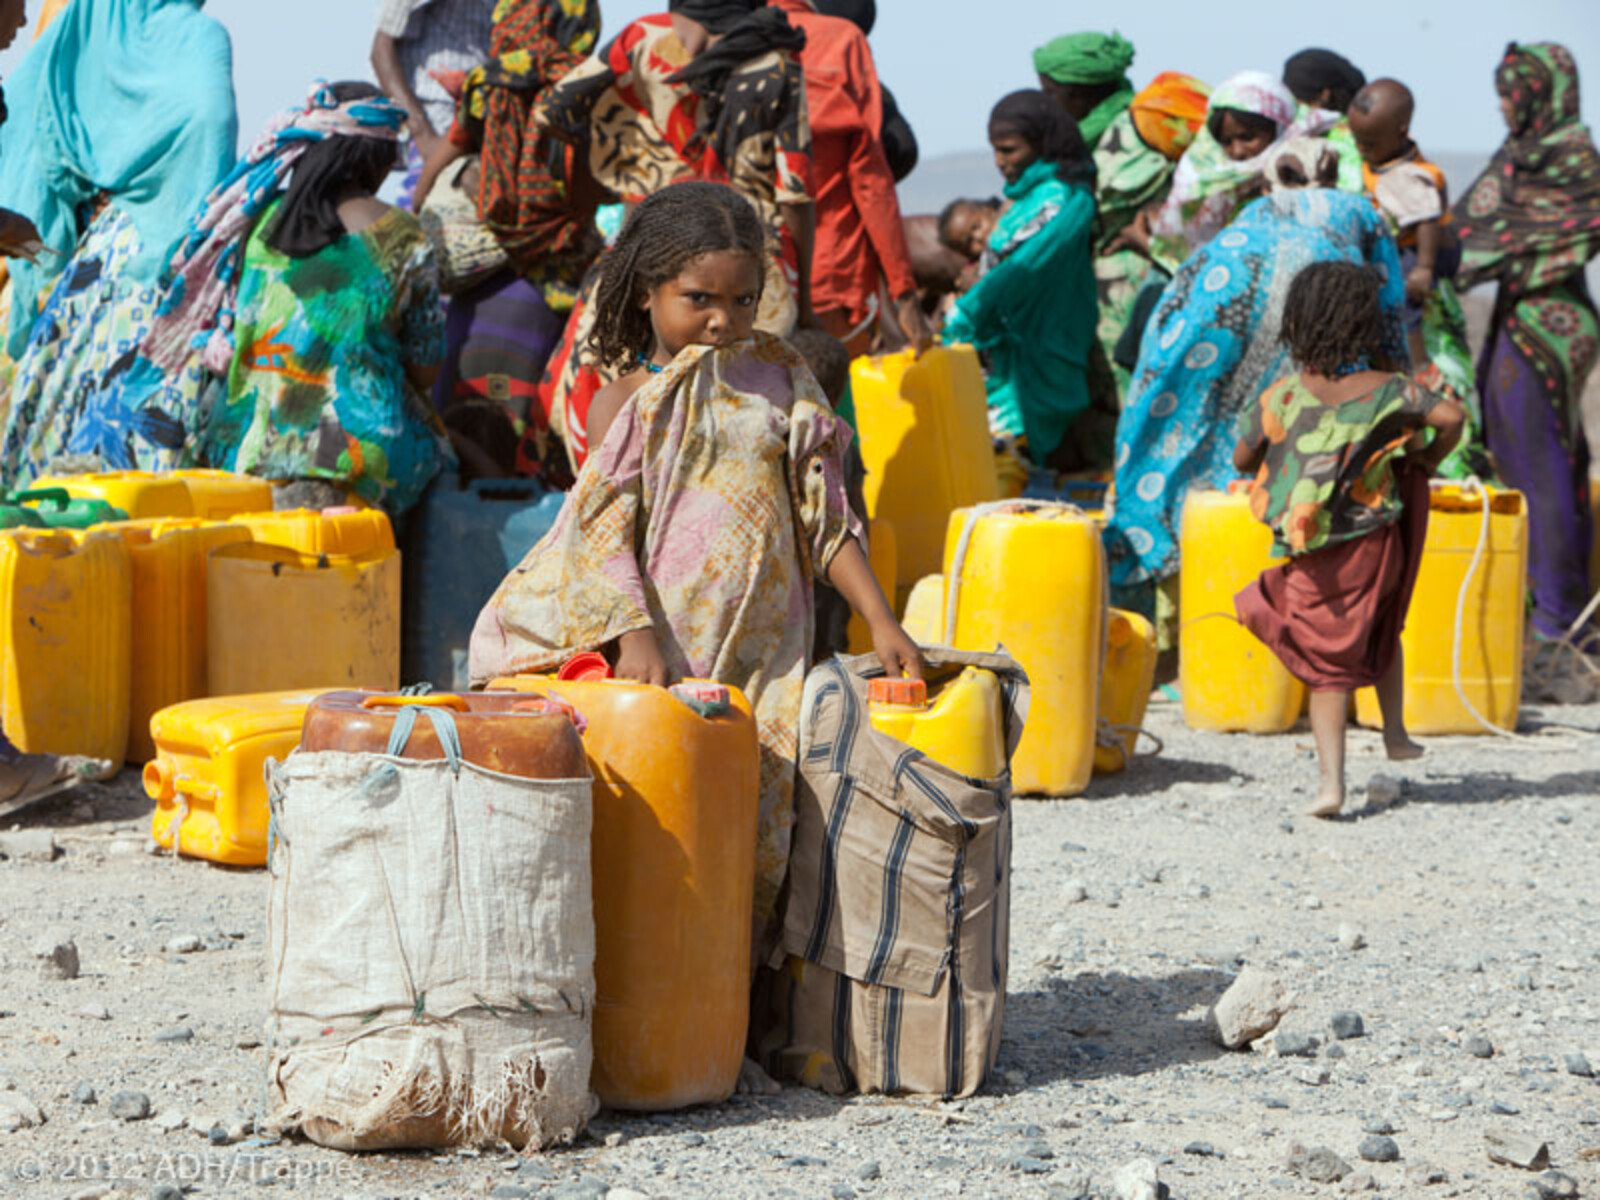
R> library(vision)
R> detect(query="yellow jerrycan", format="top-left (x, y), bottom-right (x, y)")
top-left (234, 507), bottom-right (394, 556)
top-left (867, 670), bottom-right (1006, 779)
top-left (846, 518), bottom-right (899, 656)
top-left (899, 573), bottom-right (945, 644)
top-left (1179, 488), bottom-right (1307, 733)
top-left (852, 346), bottom-right (1000, 603)
top-left (490, 674), bottom-right (759, 1112)
top-left (29, 470), bottom-right (193, 519)
top-left (87, 518), bottom-right (252, 762)
top-left (1096, 609), bottom-right (1158, 775)
top-left (145, 690), bottom-right (325, 866)
top-left (0, 529), bottom-right (131, 761)
top-left (1355, 483), bottom-right (1527, 735)
top-left (207, 543), bottom-right (401, 696)
top-left (938, 502), bottom-right (1105, 797)
top-left (169, 470), bottom-right (275, 520)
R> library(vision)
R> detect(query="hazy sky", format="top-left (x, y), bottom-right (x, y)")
top-left (3, 0), bottom-right (1598, 165)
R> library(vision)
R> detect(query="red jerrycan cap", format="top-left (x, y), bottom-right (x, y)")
top-left (869, 678), bottom-right (927, 706)
top-left (557, 652), bottom-right (613, 682)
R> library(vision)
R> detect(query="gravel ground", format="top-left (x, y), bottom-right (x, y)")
top-left (0, 693), bottom-right (1597, 1200)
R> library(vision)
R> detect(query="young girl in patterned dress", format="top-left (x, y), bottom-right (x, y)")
top-left (1233, 262), bottom-right (1464, 819)
top-left (472, 182), bottom-right (921, 947)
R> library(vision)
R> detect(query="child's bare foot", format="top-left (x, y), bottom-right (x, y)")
top-left (1306, 781), bottom-right (1344, 819)
top-left (1384, 735), bottom-right (1425, 762)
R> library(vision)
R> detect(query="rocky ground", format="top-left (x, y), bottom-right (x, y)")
top-left (0, 692), bottom-right (1597, 1200)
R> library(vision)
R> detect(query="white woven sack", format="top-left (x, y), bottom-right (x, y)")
top-left (264, 710), bottom-right (595, 1151)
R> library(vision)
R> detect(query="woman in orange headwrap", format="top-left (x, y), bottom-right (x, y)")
top-left (1092, 70), bottom-right (1209, 401)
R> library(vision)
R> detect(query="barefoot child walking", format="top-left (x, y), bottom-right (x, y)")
top-left (1233, 262), bottom-right (1464, 818)
top-left (471, 181), bottom-right (923, 940)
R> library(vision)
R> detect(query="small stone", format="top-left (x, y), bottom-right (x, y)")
top-left (1208, 967), bottom-right (1295, 1050)
top-left (1513, 971), bottom-right (1536, 991)
top-left (1363, 1119), bottom-right (1395, 1135)
top-left (1051, 1169), bottom-right (1094, 1200)
top-left (1464, 1036), bottom-right (1495, 1058)
top-left (831, 1187), bottom-right (857, 1200)
top-left (855, 1160), bottom-right (882, 1182)
top-left (152, 1109), bottom-right (186, 1132)
top-left (1405, 1164), bottom-right (1449, 1186)
top-left (0, 1092), bottom-right (44, 1131)
top-left (1331, 1011), bottom-right (1366, 1040)
top-left (1183, 1142), bottom-right (1217, 1157)
top-left (603, 1130), bottom-right (624, 1148)
top-left (1563, 1053), bottom-right (1593, 1078)
top-left (1338, 924), bottom-right (1367, 952)
top-left (1263, 1095), bottom-right (1290, 1110)
top-left (1112, 1157), bottom-right (1160, 1200)
top-left (1325, 1043), bottom-right (1347, 1060)
top-left (1286, 1143), bottom-right (1352, 1183)
top-left (489, 1187), bottom-right (533, 1200)
top-left (1341, 1171), bottom-right (1377, 1193)
top-left (1023, 1141), bottom-right (1055, 1161)
top-left (1063, 880), bottom-right (1088, 904)
top-left (150, 1186), bottom-right (183, 1200)
top-left (1530, 1170), bottom-right (1580, 1199)
top-left (1297, 1067), bottom-right (1331, 1086)
top-left (1002, 1067), bottom-right (1027, 1087)
top-left (152, 1025), bottom-right (194, 1044)
top-left (0, 829), bottom-right (59, 861)
top-left (604, 1190), bottom-right (647, 1200)
top-left (75, 1002), bottom-right (111, 1021)
top-left (236, 1035), bottom-right (262, 1050)
top-left (1364, 775), bottom-right (1403, 811)
top-left (70, 1081), bottom-right (96, 1105)
top-left (1007, 1155), bottom-right (1054, 1175)
top-left (109, 1090), bottom-right (151, 1121)
top-left (68, 1187), bottom-right (112, 1200)
top-left (207, 1123), bottom-right (232, 1145)
top-left (1359, 1136), bottom-right (1400, 1163)
top-left (1490, 1100), bottom-right (1522, 1115)
top-left (1484, 1130), bottom-right (1550, 1170)
top-left (162, 934), bottom-right (203, 955)
top-left (679, 1132), bottom-right (706, 1148)
top-left (1274, 1031), bottom-right (1319, 1058)
top-left (1302, 894), bottom-right (1323, 911)
top-left (32, 934), bottom-right (80, 980)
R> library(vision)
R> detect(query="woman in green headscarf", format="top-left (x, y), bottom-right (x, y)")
top-left (1033, 29), bottom-right (1135, 149)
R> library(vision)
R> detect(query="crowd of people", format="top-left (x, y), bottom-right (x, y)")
top-left (0, 6), bottom-right (1594, 847)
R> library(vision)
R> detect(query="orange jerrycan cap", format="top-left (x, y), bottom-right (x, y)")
top-left (558, 652), bottom-right (613, 681)
top-left (511, 695), bottom-right (588, 735)
top-left (869, 677), bottom-right (928, 707)
top-left (670, 681), bottom-right (731, 718)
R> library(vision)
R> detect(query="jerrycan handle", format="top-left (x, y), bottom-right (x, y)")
top-left (362, 694), bottom-right (469, 712)
top-left (9, 488), bottom-right (73, 510)
top-left (385, 704), bottom-right (465, 773)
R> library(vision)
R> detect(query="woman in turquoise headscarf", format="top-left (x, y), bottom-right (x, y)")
top-left (1034, 30), bottom-right (1135, 151)
top-left (0, 0), bottom-right (236, 488)
top-left (941, 90), bottom-right (1100, 470)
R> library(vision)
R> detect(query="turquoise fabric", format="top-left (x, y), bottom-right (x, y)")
top-left (943, 159), bottom-right (1097, 460)
top-left (0, 0), bottom-right (238, 355)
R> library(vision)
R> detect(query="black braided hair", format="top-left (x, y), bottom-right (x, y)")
top-left (587, 181), bottom-right (767, 370)
top-left (1280, 261), bottom-right (1386, 376)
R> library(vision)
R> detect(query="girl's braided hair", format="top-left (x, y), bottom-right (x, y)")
top-left (1280, 261), bottom-right (1386, 376)
top-left (587, 181), bottom-right (767, 370)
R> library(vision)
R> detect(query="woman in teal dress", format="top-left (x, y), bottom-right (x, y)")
top-left (939, 90), bottom-right (1100, 469)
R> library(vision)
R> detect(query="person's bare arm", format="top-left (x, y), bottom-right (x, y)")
top-left (781, 201), bottom-right (820, 330)
top-left (411, 138), bottom-right (468, 213)
top-left (1234, 435), bottom-right (1267, 476)
top-left (372, 31), bottom-right (439, 156)
top-left (1410, 396), bottom-right (1465, 473)
top-left (1405, 219), bottom-right (1441, 304)
top-left (825, 537), bottom-right (923, 680)
top-left (586, 372), bottom-right (646, 458)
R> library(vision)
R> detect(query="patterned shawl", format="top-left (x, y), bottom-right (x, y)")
top-left (142, 83), bottom-right (406, 376)
top-left (1455, 41), bottom-right (1600, 297)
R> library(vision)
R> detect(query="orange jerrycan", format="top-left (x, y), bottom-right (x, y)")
top-left (234, 507), bottom-right (394, 556)
top-left (0, 529), bottom-right (131, 761)
top-left (1589, 473), bottom-right (1599, 592)
top-left (1355, 483), bottom-right (1527, 735)
top-left (169, 470), bottom-right (275, 520)
top-left (89, 518), bottom-right (252, 762)
top-left (29, 470), bottom-right (193, 519)
top-left (1179, 488), bottom-right (1307, 733)
top-left (846, 518), bottom-right (898, 656)
top-left (490, 675), bottom-right (759, 1111)
top-left (867, 670), bottom-right (1006, 779)
top-left (939, 502), bottom-right (1105, 796)
top-left (207, 543), bottom-right (401, 696)
top-left (146, 690), bottom-right (326, 866)
top-left (1096, 609), bottom-right (1158, 775)
top-left (852, 347), bottom-right (1000, 603)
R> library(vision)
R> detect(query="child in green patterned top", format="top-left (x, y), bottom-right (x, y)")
top-left (1233, 262), bottom-right (1464, 818)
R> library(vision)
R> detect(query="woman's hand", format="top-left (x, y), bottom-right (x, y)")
top-left (613, 629), bottom-right (672, 687)
top-left (871, 617), bottom-right (925, 682)
top-left (894, 292), bottom-right (935, 356)
top-left (1101, 207), bottom-right (1154, 257)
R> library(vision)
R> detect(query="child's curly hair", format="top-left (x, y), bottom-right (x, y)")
top-left (1280, 261), bottom-right (1386, 376)
top-left (587, 182), bottom-right (767, 370)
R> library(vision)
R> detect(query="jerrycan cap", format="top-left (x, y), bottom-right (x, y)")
top-left (557, 652), bottom-right (613, 682)
top-left (321, 505), bottom-right (361, 516)
top-left (869, 677), bottom-right (927, 707)
top-left (670, 681), bottom-right (731, 718)
top-left (511, 695), bottom-right (588, 735)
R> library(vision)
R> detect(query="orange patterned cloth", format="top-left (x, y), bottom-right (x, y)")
top-left (1129, 71), bottom-right (1211, 161)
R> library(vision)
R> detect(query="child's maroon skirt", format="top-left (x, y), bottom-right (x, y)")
top-left (1234, 467), bottom-right (1431, 693)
